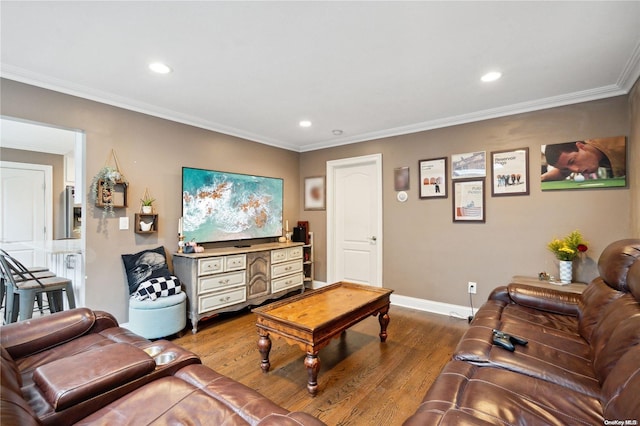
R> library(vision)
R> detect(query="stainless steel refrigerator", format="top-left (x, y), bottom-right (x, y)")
top-left (63, 185), bottom-right (81, 239)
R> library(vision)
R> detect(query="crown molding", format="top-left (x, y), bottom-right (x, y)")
top-left (299, 83), bottom-right (630, 152)
top-left (3, 62), bottom-right (635, 155)
top-left (0, 66), bottom-right (301, 152)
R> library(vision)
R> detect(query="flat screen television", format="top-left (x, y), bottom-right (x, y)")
top-left (182, 167), bottom-right (283, 244)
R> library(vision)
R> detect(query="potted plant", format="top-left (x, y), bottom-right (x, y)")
top-left (140, 195), bottom-right (155, 214)
top-left (90, 166), bottom-right (128, 216)
top-left (547, 230), bottom-right (588, 283)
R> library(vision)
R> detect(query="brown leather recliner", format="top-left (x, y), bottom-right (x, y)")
top-left (404, 239), bottom-right (640, 425)
top-left (1, 308), bottom-right (325, 426)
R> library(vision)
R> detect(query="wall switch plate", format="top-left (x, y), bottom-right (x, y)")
top-left (468, 281), bottom-right (477, 294)
top-left (119, 217), bottom-right (129, 230)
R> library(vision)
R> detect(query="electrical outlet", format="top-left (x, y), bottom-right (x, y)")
top-left (468, 281), bottom-right (477, 294)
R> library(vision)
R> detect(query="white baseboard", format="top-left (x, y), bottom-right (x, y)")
top-left (390, 294), bottom-right (472, 320)
top-left (309, 281), bottom-right (472, 320)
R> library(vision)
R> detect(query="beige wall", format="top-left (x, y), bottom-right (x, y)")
top-left (1, 77), bottom-right (636, 319)
top-left (0, 147), bottom-right (65, 239)
top-left (630, 78), bottom-right (640, 238)
top-left (1, 79), bottom-right (300, 322)
top-left (299, 95), bottom-right (633, 306)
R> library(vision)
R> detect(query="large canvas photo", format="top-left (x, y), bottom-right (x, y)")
top-left (540, 136), bottom-right (627, 190)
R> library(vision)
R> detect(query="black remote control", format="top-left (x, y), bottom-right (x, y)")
top-left (493, 329), bottom-right (528, 346)
top-left (492, 333), bottom-right (515, 352)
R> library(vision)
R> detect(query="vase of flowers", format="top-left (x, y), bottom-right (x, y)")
top-left (547, 230), bottom-right (588, 283)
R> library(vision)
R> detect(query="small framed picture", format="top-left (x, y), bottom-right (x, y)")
top-left (453, 179), bottom-right (485, 223)
top-left (491, 148), bottom-right (529, 196)
top-left (451, 151), bottom-right (486, 179)
top-left (304, 176), bottom-right (325, 210)
top-left (394, 167), bottom-right (410, 191)
top-left (419, 157), bottom-right (447, 199)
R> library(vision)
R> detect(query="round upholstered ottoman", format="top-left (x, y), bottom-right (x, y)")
top-left (127, 292), bottom-right (187, 339)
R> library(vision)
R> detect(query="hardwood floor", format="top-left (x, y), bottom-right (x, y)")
top-left (172, 303), bottom-right (468, 425)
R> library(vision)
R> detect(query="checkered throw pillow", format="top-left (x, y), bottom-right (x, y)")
top-left (132, 275), bottom-right (182, 301)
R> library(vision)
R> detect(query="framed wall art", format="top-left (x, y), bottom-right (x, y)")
top-left (304, 176), bottom-right (325, 210)
top-left (540, 136), bottom-right (627, 190)
top-left (419, 157), bottom-right (447, 199)
top-left (451, 151), bottom-right (486, 179)
top-left (453, 179), bottom-right (485, 223)
top-left (491, 147), bottom-right (529, 196)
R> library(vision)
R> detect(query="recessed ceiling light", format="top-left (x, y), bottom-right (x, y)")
top-left (299, 120), bottom-right (312, 128)
top-left (481, 71), bottom-right (502, 82)
top-left (332, 129), bottom-right (343, 136)
top-left (149, 62), bottom-right (172, 74)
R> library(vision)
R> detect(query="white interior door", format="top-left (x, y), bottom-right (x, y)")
top-left (0, 161), bottom-right (52, 267)
top-left (327, 154), bottom-right (382, 286)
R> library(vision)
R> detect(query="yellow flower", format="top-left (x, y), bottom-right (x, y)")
top-left (548, 231), bottom-right (587, 261)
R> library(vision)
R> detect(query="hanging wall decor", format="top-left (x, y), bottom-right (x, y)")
top-left (91, 149), bottom-right (128, 216)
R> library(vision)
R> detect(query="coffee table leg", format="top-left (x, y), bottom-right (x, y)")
top-left (304, 352), bottom-right (320, 396)
top-left (257, 332), bottom-right (272, 372)
top-left (378, 306), bottom-right (390, 342)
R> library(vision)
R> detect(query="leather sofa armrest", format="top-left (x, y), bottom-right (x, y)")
top-left (88, 310), bottom-right (119, 333)
top-left (507, 284), bottom-right (581, 316)
top-left (33, 343), bottom-right (155, 412)
top-left (0, 308), bottom-right (113, 360)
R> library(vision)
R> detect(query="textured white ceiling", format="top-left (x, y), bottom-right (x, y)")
top-left (1, 1), bottom-right (639, 152)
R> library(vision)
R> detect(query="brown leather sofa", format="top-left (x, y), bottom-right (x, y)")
top-left (404, 238), bottom-right (640, 425)
top-left (1, 308), bottom-right (325, 426)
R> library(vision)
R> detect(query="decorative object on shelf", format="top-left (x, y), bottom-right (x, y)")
top-left (547, 230), bottom-right (588, 283)
top-left (558, 261), bottom-right (573, 284)
top-left (91, 149), bottom-right (128, 216)
top-left (134, 213), bottom-right (158, 234)
top-left (297, 221), bottom-right (309, 244)
top-left (178, 235), bottom-right (185, 254)
top-left (140, 188), bottom-right (155, 214)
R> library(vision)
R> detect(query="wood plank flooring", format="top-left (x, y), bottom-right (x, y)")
top-left (171, 304), bottom-right (468, 426)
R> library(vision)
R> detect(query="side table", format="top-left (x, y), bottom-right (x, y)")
top-left (511, 275), bottom-right (587, 294)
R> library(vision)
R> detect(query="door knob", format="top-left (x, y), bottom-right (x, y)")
top-left (370, 236), bottom-right (377, 241)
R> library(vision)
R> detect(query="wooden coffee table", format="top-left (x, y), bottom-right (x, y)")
top-left (252, 281), bottom-right (393, 396)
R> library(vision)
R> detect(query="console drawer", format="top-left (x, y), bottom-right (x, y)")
top-left (224, 254), bottom-right (246, 271)
top-left (287, 246), bottom-right (303, 260)
top-left (271, 272), bottom-right (304, 293)
top-left (271, 249), bottom-right (288, 263)
top-left (198, 287), bottom-right (246, 314)
top-left (198, 270), bottom-right (246, 294)
top-left (271, 246), bottom-right (303, 264)
top-left (271, 259), bottom-right (303, 279)
top-left (198, 257), bottom-right (224, 275)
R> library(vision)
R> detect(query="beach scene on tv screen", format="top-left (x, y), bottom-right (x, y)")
top-left (182, 168), bottom-right (283, 243)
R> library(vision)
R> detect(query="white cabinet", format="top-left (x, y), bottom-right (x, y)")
top-left (174, 242), bottom-right (305, 333)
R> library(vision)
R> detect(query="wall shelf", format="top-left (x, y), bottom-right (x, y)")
top-left (134, 213), bottom-right (158, 234)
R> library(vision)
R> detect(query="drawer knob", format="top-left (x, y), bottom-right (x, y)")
top-left (219, 296), bottom-right (231, 302)
top-left (219, 278), bottom-right (230, 284)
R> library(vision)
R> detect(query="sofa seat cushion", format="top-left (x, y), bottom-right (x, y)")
top-left (403, 360), bottom-right (604, 426)
top-left (453, 324), bottom-right (600, 397)
top-left (33, 343), bottom-right (156, 412)
top-left (74, 364), bottom-right (324, 426)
